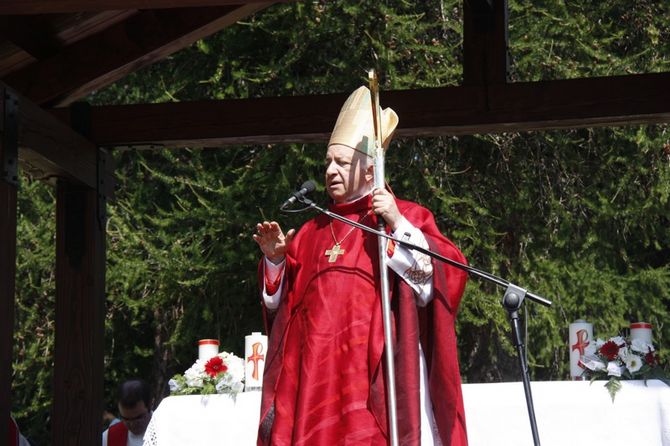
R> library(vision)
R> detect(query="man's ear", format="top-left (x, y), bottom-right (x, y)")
top-left (365, 162), bottom-right (375, 182)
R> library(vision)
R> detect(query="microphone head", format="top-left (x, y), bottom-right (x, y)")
top-left (300, 180), bottom-right (316, 193)
top-left (280, 180), bottom-right (317, 210)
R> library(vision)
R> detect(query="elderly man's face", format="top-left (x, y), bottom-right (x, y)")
top-left (325, 144), bottom-right (373, 203)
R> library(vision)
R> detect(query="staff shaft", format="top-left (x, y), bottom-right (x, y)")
top-left (369, 70), bottom-right (399, 446)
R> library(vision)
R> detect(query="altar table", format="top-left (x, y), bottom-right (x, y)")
top-left (462, 380), bottom-right (670, 446)
top-left (144, 380), bottom-right (670, 445)
top-left (143, 391), bottom-right (262, 446)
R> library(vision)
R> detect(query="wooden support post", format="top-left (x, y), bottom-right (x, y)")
top-left (53, 182), bottom-right (105, 445)
top-left (463, 0), bottom-right (510, 85)
top-left (0, 87), bottom-right (18, 445)
top-left (52, 103), bottom-right (105, 445)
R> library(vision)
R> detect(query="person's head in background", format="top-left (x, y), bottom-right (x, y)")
top-left (117, 379), bottom-right (153, 436)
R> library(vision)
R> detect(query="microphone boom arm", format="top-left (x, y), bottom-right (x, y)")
top-left (298, 197), bottom-right (552, 307)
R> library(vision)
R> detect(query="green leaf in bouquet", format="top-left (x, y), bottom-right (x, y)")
top-left (604, 377), bottom-right (622, 402)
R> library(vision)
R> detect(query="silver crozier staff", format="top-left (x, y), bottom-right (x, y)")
top-left (368, 69), bottom-right (399, 446)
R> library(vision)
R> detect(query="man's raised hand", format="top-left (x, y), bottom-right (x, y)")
top-left (252, 221), bottom-right (295, 264)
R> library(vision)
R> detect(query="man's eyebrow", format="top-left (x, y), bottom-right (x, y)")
top-left (326, 155), bottom-right (346, 162)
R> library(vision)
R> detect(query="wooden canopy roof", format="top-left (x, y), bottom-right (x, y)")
top-left (1, 0), bottom-right (668, 192)
top-left (1, 0), bottom-right (669, 155)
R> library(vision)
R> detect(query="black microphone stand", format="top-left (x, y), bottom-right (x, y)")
top-left (285, 197), bottom-right (550, 446)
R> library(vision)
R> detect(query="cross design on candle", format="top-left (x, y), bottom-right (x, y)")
top-left (246, 342), bottom-right (265, 381)
top-left (571, 329), bottom-right (590, 356)
top-left (325, 243), bottom-right (345, 262)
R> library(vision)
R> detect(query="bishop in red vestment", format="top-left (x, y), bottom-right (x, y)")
top-left (253, 86), bottom-right (468, 446)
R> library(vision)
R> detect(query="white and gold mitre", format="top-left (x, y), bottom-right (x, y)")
top-left (328, 86), bottom-right (399, 156)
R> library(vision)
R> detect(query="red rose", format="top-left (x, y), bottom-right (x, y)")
top-left (644, 350), bottom-right (658, 366)
top-left (204, 356), bottom-right (228, 378)
top-left (599, 340), bottom-right (620, 361)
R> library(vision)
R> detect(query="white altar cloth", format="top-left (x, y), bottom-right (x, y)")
top-left (462, 380), bottom-right (670, 446)
top-left (143, 391), bottom-right (261, 446)
top-left (144, 380), bottom-right (670, 446)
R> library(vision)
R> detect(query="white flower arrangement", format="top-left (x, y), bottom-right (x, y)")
top-left (579, 335), bottom-right (668, 401)
top-left (169, 351), bottom-right (245, 396)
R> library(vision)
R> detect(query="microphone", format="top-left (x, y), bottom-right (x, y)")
top-left (281, 180), bottom-right (316, 209)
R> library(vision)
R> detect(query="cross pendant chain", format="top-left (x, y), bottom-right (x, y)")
top-left (325, 210), bottom-right (371, 262)
top-left (325, 243), bottom-right (345, 263)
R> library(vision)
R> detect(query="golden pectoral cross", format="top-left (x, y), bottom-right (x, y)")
top-left (325, 243), bottom-right (345, 262)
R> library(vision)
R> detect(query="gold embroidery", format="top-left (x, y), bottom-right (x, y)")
top-left (403, 250), bottom-right (433, 285)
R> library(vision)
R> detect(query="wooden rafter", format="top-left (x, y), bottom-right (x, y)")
top-left (0, 11), bottom-right (139, 61)
top-left (0, 0), bottom-right (284, 14)
top-left (0, 82), bottom-right (115, 196)
top-left (2, 3), bottom-right (273, 106)
top-left (49, 72), bottom-right (670, 148)
top-left (0, 16), bottom-right (62, 60)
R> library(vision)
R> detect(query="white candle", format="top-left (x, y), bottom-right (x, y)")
top-left (244, 332), bottom-right (268, 391)
top-left (630, 322), bottom-right (652, 344)
top-left (198, 339), bottom-right (219, 361)
top-left (569, 320), bottom-right (593, 380)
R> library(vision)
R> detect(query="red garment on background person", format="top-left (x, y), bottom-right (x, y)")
top-left (108, 421), bottom-right (129, 446)
top-left (257, 194), bottom-right (468, 446)
top-left (8, 417), bottom-right (18, 446)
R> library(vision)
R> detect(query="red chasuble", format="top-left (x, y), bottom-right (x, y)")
top-left (108, 422), bottom-right (129, 446)
top-left (258, 195), bottom-right (468, 446)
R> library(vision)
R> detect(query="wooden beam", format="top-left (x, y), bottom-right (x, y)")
top-left (0, 16), bottom-right (61, 60)
top-left (2, 83), bottom-right (115, 196)
top-left (2, 4), bottom-right (273, 106)
top-left (53, 180), bottom-right (105, 446)
top-left (53, 92), bottom-right (347, 147)
top-left (393, 72), bottom-right (670, 135)
top-left (463, 0), bottom-right (510, 85)
top-left (0, 0), bottom-right (284, 14)
top-left (49, 72), bottom-right (670, 147)
top-left (0, 87), bottom-right (18, 446)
